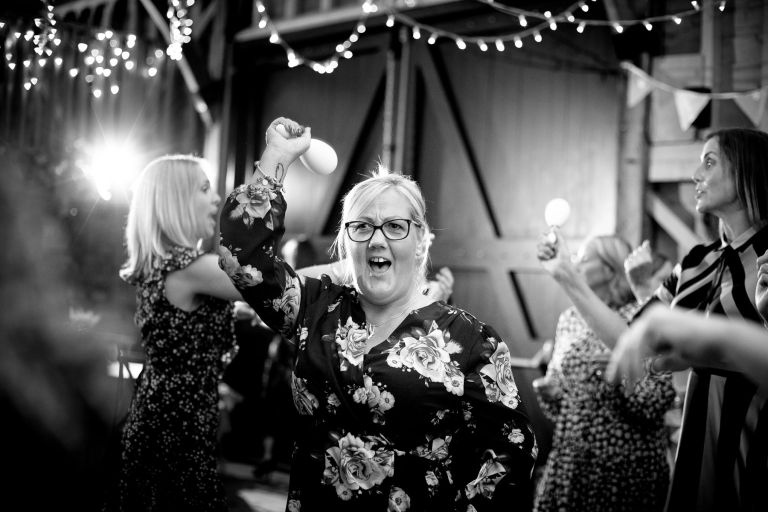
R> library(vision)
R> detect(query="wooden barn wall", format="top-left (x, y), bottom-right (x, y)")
top-left (229, 23), bottom-right (623, 460)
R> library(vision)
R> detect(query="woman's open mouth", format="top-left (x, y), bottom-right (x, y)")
top-left (368, 256), bottom-right (392, 273)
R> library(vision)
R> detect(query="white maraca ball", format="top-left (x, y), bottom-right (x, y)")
top-left (275, 123), bottom-right (338, 175)
top-left (301, 139), bottom-right (338, 175)
top-left (544, 198), bottom-right (571, 227)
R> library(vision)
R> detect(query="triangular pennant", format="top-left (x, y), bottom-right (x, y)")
top-left (626, 70), bottom-right (652, 108)
top-left (673, 90), bottom-right (710, 131)
top-left (733, 87), bottom-right (768, 127)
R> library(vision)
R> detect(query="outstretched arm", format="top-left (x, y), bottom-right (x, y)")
top-left (606, 304), bottom-right (768, 396)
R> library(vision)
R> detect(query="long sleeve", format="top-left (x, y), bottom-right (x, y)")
top-left (218, 178), bottom-right (302, 338)
top-left (459, 322), bottom-right (537, 511)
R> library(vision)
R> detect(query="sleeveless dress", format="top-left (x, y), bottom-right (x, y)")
top-left (113, 246), bottom-right (235, 511)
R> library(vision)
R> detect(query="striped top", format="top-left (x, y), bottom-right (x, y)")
top-left (654, 223), bottom-right (768, 511)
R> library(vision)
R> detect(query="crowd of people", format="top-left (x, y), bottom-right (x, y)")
top-left (11, 114), bottom-right (768, 512)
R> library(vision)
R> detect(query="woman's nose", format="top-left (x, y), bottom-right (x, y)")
top-left (691, 165), bottom-right (703, 183)
top-left (368, 227), bottom-right (387, 246)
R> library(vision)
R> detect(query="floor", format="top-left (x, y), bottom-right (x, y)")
top-left (221, 460), bottom-right (290, 512)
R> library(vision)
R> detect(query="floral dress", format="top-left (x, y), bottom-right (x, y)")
top-left (218, 178), bottom-right (538, 512)
top-left (113, 246), bottom-right (236, 512)
top-left (534, 305), bottom-right (676, 512)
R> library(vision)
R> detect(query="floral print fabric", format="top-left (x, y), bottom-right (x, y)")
top-left (113, 246), bottom-right (236, 511)
top-left (218, 179), bottom-right (537, 511)
top-left (534, 305), bottom-right (676, 512)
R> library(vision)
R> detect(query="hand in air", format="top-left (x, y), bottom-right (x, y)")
top-left (624, 240), bottom-right (654, 291)
top-left (265, 117), bottom-right (311, 161)
top-left (425, 266), bottom-right (455, 302)
top-left (536, 226), bottom-right (574, 279)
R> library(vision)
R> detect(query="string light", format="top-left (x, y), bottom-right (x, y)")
top-left (166, 0), bottom-right (194, 61)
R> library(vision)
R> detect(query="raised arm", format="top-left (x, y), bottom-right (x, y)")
top-left (217, 118), bottom-right (311, 337)
top-left (536, 228), bottom-right (630, 348)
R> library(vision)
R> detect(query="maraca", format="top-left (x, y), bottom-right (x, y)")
top-left (276, 123), bottom-right (338, 175)
top-left (544, 198), bottom-right (571, 243)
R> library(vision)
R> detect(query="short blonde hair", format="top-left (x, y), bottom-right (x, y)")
top-left (120, 155), bottom-right (210, 281)
top-left (332, 165), bottom-right (431, 289)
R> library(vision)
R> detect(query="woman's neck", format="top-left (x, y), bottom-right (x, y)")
top-left (720, 210), bottom-right (752, 242)
top-left (361, 288), bottom-right (429, 325)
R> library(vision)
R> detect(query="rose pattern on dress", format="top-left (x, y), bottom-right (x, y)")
top-left (351, 374), bottom-right (395, 424)
top-left (465, 451), bottom-right (507, 500)
top-left (322, 433), bottom-right (395, 500)
top-left (218, 246), bottom-right (263, 288)
top-left (229, 182), bottom-right (278, 229)
top-left (334, 317), bottom-right (370, 370)
top-left (479, 341), bottom-right (521, 409)
top-left (272, 271), bottom-right (300, 331)
top-left (291, 373), bottom-right (319, 416)
top-left (414, 435), bottom-right (451, 461)
top-left (386, 322), bottom-right (464, 395)
top-left (387, 486), bottom-right (411, 512)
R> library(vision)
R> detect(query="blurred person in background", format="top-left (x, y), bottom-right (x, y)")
top-left (534, 235), bottom-right (675, 512)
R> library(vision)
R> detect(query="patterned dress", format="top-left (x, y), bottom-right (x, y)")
top-left (534, 305), bottom-right (676, 512)
top-left (218, 178), bottom-right (538, 512)
top-left (113, 246), bottom-right (236, 511)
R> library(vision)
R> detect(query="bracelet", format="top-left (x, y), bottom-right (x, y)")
top-left (253, 160), bottom-right (286, 184)
top-left (253, 160), bottom-right (284, 188)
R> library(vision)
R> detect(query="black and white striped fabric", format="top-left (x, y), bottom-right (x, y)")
top-left (655, 223), bottom-right (768, 511)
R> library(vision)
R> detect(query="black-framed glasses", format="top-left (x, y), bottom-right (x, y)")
top-left (344, 219), bottom-right (421, 242)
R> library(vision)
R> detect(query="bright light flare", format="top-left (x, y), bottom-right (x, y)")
top-left (77, 139), bottom-right (143, 201)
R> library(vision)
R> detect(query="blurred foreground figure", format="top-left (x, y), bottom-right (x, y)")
top-left (0, 146), bottom-right (116, 511)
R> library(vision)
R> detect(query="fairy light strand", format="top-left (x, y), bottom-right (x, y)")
top-left (257, 0), bottom-right (723, 74)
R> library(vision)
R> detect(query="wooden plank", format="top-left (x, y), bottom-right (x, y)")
top-left (646, 191), bottom-right (702, 253)
top-left (648, 142), bottom-right (701, 182)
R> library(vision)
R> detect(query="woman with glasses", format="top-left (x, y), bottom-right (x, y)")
top-left (532, 235), bottom-right (675, 512)
top-left (218, 117), bottom-right (537, 511)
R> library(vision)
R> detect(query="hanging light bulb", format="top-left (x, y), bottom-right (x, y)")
top-left (412, 27), bottom-right (421, 39)
top-left (613, 23), bottom-right (623, 33)
top-left (643, 21), bottom-right (653, 31)
top-left (514, 36), bottom-right (523, 48)
top-left (478, 40), bottom-right (488, 52)
top-left (455, 38), bottom-right (466, 50)
top-left (495, 39), bottom-right (505, 51)
top-left (518, 15), bottom-right (527, 27)
top-left (386, 15), bottom-right (395, 27)
top-left (427, 33), bottom-right (437, 45)
top-left (534, 31), bottom-right (542, 43)
top-left (673, 16), bottom-right (682, 24)
top-left (577, 22), bottom-right (586, 33)
top-left (718, 0), bottom-right (726, 11)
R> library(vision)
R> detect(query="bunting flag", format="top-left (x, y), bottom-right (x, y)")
top-left (673, 90), bottom-right (710, 131)
top-left (621, 61), bottom-right (767, 129)
top-left (733, 87), bottom-right (768, 127)
top-left (626, 70), bottom-right (653, 108)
